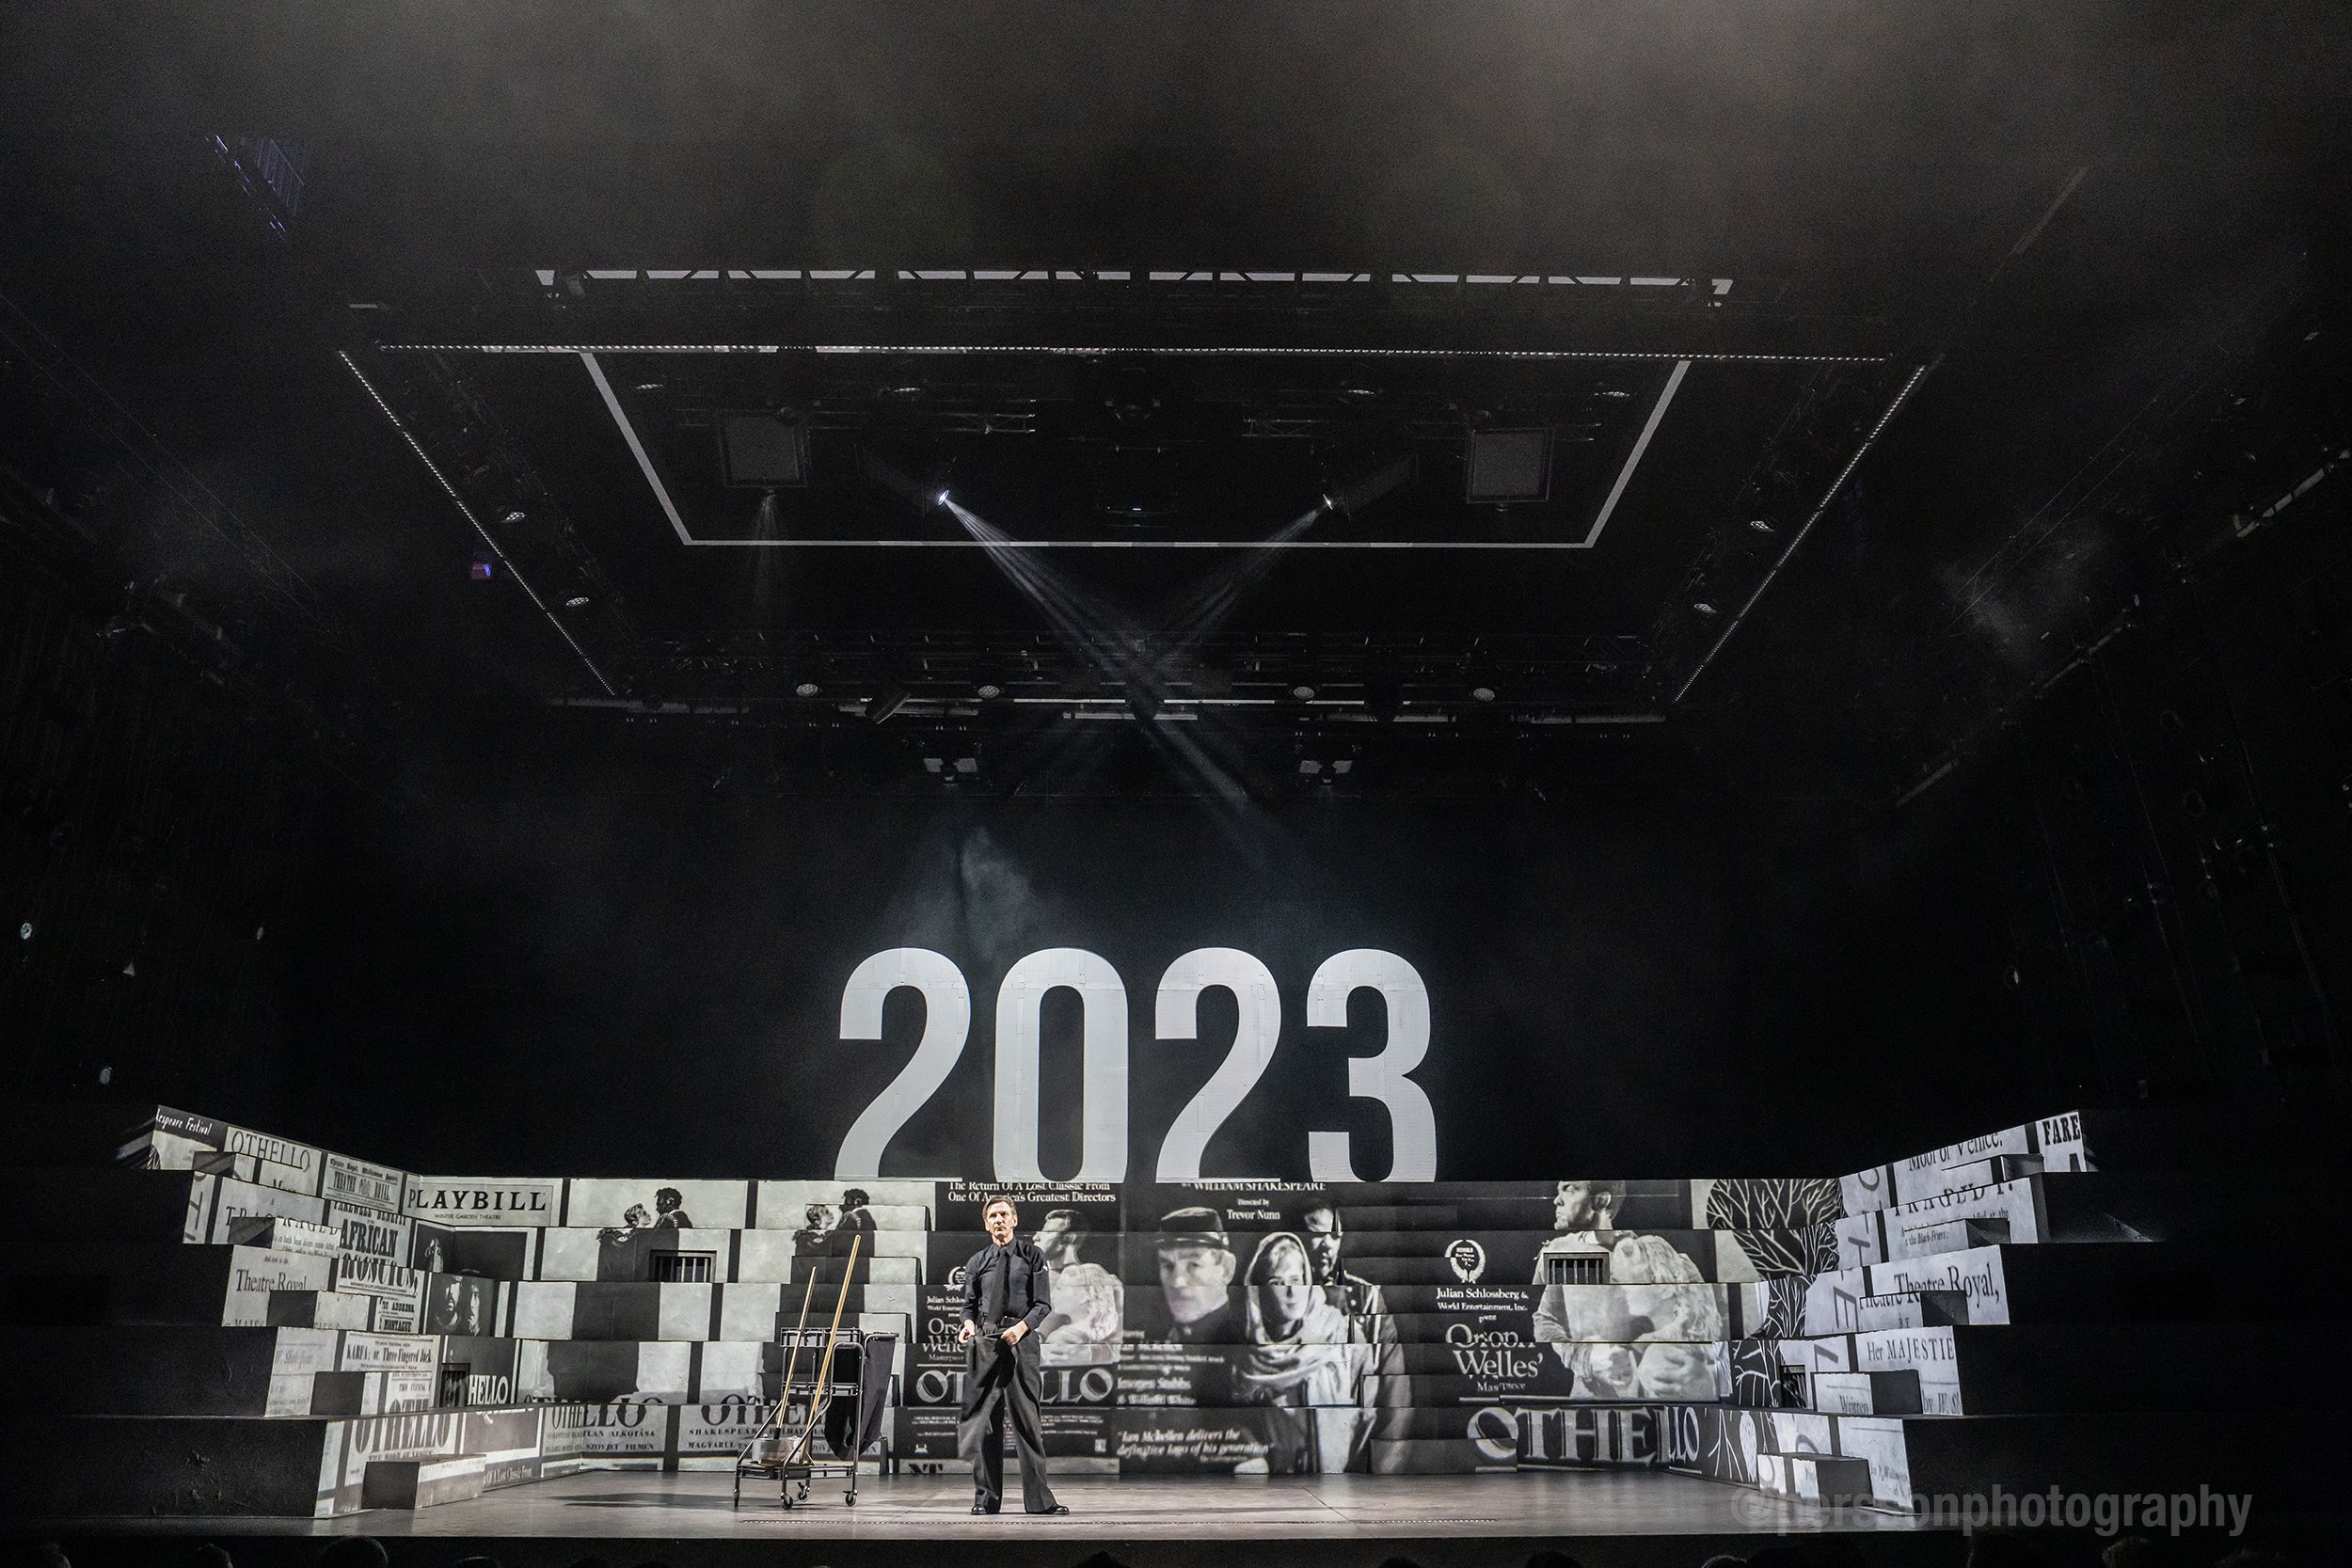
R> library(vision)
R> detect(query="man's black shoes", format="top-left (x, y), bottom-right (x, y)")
top-left (1030, 1504), bottom-right (1070, 1515)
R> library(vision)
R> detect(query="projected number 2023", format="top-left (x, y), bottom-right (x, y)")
top-left (833, 947), bottom-right (1434, 1184)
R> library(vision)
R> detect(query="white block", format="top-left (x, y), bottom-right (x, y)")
top-left (658, 1282), bottom-right (713, 1340)
top-left (697, 1340), bottom-right (764, 1400)
top-left (718, 1282), bottom-right (782, 1341)
top-left (510, 1281), bottom-right (577, 1340)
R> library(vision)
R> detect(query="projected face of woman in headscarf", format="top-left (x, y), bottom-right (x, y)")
top-left (1247, 1232), bottom-right (1315, 1342)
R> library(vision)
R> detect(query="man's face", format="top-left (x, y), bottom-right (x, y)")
top-left (1301, 1209), bottom-right (1343, 1285)
top-left (984, 1202), bottom-right (1018, 1245)
top-left (1555, 1181), bottom-right (1607, 1230)
top-left (1157, 1243), bottom-right (1234, 1323)
top-left (1032, 1214), bottom-right (1075, 1260)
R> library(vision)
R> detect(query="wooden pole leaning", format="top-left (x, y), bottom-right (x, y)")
top-left (731, 1243), bottom-right (826, 1505)
top-left (784, 1231), bottom-right (862, 1465)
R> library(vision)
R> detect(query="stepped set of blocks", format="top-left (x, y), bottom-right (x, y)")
top-left (1681, 1107), bottom-right (2344, 1512)
top-left (3, 1101), bottom-right (2334, 1516)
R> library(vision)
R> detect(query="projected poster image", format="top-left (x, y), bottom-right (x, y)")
top-left (591, 1187), bottom-right (700, 1281)
top-left (1113, 1194), bottom-right (1406, 1473)
top-left (1530, 1185), bottom-right (1731, 1403)
top-left (781, 1186), bottom-right (889, 1285)
top-left (1696, 1177), bottom-right (1844, 1277)
top-left (422, 1273), bottom-right (499, 1337)
top-left (1031, 1204), bottom-right (1124, 1366)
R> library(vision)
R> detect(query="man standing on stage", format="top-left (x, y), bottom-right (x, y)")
top-left (957, 1196), bottom-right (1069, 1516)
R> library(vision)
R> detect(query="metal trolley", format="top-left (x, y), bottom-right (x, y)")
top-left (733, 1327), bottom-right (896, 1507)
top-left (733, 1235), bottom-right (896, 1509)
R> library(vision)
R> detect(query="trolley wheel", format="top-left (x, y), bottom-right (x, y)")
top-left (844, 1491), bottom-right (857, 1506)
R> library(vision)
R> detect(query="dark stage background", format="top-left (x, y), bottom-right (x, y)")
top-left (268, 736), bottom-right (2049, 1182)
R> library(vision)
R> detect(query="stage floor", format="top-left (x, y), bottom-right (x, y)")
top-left (40, 1469), bottom-right (1934, 1541)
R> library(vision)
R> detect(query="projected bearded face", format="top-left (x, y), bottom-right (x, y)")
top-left (1300, 1207), bottom-right (1344, 1285)
top-left (1157, 1243), bottom-right (1236, 1323)
top-left (1248, 1234), bottom-right (1314, 1341)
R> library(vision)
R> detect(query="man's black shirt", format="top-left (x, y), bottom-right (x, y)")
top-left (961, 1238), bottom-right (1053, 1333)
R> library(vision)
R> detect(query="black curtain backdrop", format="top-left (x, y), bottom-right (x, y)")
top-left (281, 742), bottom-right (2058, 1182)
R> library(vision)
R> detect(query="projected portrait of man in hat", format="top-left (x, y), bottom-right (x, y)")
top-left (1129, 1206), bottom-right (1246, 1344)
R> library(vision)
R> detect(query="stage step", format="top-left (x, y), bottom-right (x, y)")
top-left (0, 1101), bottom-right (154, 1166)
top-left (1841, 1101), bottom-right (2349, 1212)
top-left (1835, 1168), bottom-right (2351, 1269)
top-left (3, 1242), bottom-right (336, 1327)
top-left (1854, 1290), bottom-right (1971, 1329)
top-left (1782, 1320), bottom-right (2333, 1414)
top-left (361, 1454), bottom-right (488, 1509)
top-left (0, 1404), bottom-right (591, 1516)
top-left (1770, 1239), bottom-right (2352, 1336)
top-left (1809, 1369), bottom-right (1924, 1416)
top-left (264, 1289), bottom-right (377, 1329)
top-left (1675, 1403), bottom-right (2332, 1507)
top-left (18, 1166), bottom-right (327, 1243)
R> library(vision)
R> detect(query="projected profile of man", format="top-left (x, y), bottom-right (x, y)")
top-left (1552, 1180), bottom-right (1624, 1231)
top-left (1032, 1208), bottom-right (1122, 1363)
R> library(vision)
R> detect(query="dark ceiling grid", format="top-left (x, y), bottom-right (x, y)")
top-left (337, 267), bottom-right (1911, 775)
top-left (337, 348), bottom-right (636, 698)
top-left (1645, 357), bottom-right (1938, 706)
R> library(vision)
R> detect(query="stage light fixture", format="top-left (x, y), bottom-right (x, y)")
top-left (1749, 518), bottom-right (1774, 532)
top-left (1298, 760), bottom-right (1324, 775)
top-left (1693, 602), bottom-right (1719, 615)
top-left (1291, 683), bottom-right (1317, 700)
top-left (1320, 452), bottom-right (1420, 519)
top-left (1331, 759), bottom-right (1354, 775)
top-left (1471, 686), bottom-right (1497, 703)
top-left (976, 683), bottom-right (1004, 700)
top-left (934, 488), bottom-right (952, 507)
top-left (793, 681), bottom-right (822, 698)
top-left (564, 594), bottom-right (591, 609)
top-left (719, 411), bottom-right (810, 487)
top-left (502, 510), bottom-right (527, 525)
top-left (954, 757), bottom-right (979, 774)
top-left (469, 560), bottom-right (495, 580)
top-left (923, 756), bottom-right (945, 773)
top-left (1464, 428), bottom-right (1553, 503)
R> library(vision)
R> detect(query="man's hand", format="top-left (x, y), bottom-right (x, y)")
top-left (958, 1321), bottom-right (977, 1345)
top-left (998, 1322), bottom-right (1028, 1346)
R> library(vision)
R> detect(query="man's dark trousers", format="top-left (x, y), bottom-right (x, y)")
top-left (959, 1327), bottom-right (1058, 1513)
